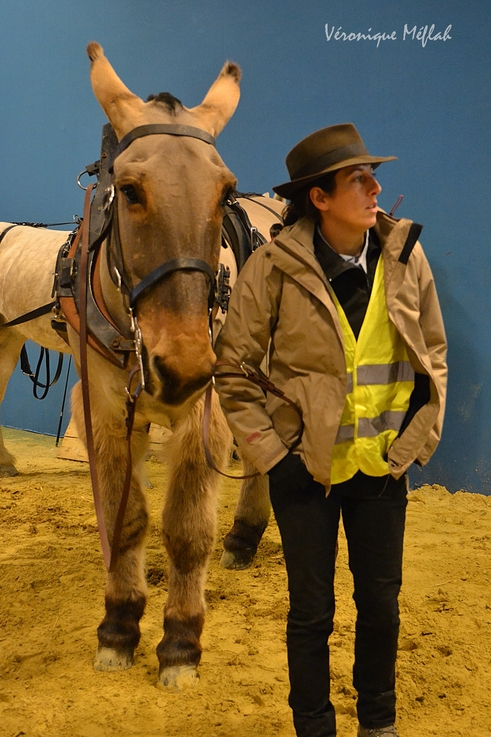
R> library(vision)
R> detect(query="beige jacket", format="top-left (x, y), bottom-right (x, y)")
top-left (214, 212), bottom-right (447, 490)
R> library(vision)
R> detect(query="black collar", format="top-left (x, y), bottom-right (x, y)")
top-left (313, 226), bottom-right (381, 283)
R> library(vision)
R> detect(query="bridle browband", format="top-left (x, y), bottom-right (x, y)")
top-left (111, 123), bottom-right (216, 166)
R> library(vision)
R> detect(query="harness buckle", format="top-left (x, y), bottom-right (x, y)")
top-left (250, 226), bottom-right (261, 251)
top-left (113, 267), bottom-right (122, 290)
top-left (215, 263), bottom-right (231, 313)
top-left (129, 309), bottom-right (146, 392)
top-left (125, 366), bottom-right (143, 404)
top-left (102, 185), bottom-right (115, 212)
top-left (240, 361), bottom-right (255, 378)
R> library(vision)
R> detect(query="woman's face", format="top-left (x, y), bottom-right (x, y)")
top-left (312, 164), bottom-right (382, 235)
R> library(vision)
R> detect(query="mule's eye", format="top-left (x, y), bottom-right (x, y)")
top-left (120, 184), bottom-right (140, 205)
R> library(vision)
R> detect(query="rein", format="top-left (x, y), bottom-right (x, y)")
top-left (78, 185), bottom-right (144, 572)
top-left (0, 301), bottom-right (57, 328)
top-left (20, 346), bottom-right (64, 400)
top-left (78, 183), bottom-right (112, 570)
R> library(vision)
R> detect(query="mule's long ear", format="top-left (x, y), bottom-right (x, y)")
top-left (87, 42), bottom-right (145, 138)
top-left (191, 62), bottom-right (241, 137)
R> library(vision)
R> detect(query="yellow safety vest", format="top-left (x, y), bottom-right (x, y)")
top-left (330, 257), bottom-right (414, 484)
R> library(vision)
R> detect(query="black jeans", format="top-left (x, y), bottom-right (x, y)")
top-left (269, 456), bottom-right (407, 737)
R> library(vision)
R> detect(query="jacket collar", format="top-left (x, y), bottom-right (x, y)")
top-left (269, 218), bottom-right (344, 344)
top-left (271, 218), bottom-right (332, 294)
top-left (270, 210), bottom-right (422, 292)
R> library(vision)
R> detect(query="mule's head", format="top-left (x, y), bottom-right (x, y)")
top-left (87, 42), bottom-right (240, 409)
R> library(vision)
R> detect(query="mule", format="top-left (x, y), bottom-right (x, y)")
top-left (0, 42), bottom-right (279, 689)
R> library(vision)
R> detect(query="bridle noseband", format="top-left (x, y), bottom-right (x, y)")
top-left (129, 257), bottom-right (216, 309)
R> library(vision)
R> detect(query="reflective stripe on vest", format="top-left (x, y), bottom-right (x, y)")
top-left (330, 257), bottom-right (415, 484)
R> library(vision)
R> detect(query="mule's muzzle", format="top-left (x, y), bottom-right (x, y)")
top-left (151, 353), bottom-right (215, 407)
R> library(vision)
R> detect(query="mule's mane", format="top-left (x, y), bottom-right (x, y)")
top-left (146, 92), bottom-right (183, 112)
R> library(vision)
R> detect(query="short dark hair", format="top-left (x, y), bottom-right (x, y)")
top-left (282, 170), bottom-right (338, 226)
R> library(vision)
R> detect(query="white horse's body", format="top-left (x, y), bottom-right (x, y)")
top-left (0, 226), bottom-right (69, 350)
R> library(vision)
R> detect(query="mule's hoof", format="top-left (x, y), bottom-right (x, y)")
top-left (158, 664), bottom-right (199, 692)
top-left (220, 548), bottom-right (255, 570)
top-left (0, 464), bottom-right (18, 477)
top-left (94, 647), bottom-right (134, 672)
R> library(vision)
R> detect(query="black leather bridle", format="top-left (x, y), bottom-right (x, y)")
top-left (105, 123), bottom-right (219, 311)
top-left (87, 124), bottom-right (223, 570)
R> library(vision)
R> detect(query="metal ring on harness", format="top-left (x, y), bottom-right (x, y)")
top-left (77, 159), bottom-right (103, 191)
top-left (77, 169), bottom-right (95, 191)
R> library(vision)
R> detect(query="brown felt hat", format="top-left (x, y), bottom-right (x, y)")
top-left (272, 123), bottom-right (396, 199)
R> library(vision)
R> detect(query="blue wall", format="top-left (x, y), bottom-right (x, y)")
top-left (1, 1), bottom-right (490, 492)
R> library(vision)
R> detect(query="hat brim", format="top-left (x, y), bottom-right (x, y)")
top-left (272, 154), bottom-right (397, 199)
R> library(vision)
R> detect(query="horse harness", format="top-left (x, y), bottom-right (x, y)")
top-left (0, 122), bottom-right (271, 371)
top-left (0, 122), bottom-right (283, 570)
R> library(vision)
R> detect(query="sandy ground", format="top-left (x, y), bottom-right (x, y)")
top-left (1, 428), bottom-right (490, 737)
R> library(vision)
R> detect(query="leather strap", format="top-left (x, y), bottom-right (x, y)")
top-left (202, 382), bottom-right (259, 479)
top-left (111, 123), bottom-right (215, 169)
top-left (79, 184), bottom-right (112, 571)
top-left (0, 301), bottom-right (56, 329)
top-left (79, 185), bottom-right (143, 572)
top-left (0, 224), bottom-right (19, 245)
top-left (0, 221), bottom-right (75, 246)
top-left (58, 227), bottom-right (125, 366)
top-left (398, 222), bottom-right (423, 265)
top-left (20, 345), bottom-right (64, 399)
top-left (110, 365), bottom-right (142, 571)
top-left (129, 257), bottom-right (215, 308)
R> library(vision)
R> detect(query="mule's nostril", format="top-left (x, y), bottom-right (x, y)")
top-left (152, 356), bottom-right (213, 406)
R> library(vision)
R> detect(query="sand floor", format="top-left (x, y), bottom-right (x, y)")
top-left (1, 428), bottom-right (490, 737)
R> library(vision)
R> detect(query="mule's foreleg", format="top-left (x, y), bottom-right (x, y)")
top-left (0, 330), bottom-right (26, 476)
top-left (157, 392), bottom-right (231, 690)
top-left (71, 381), bottom-right (149, 672)
top-left (221, 458), bottom-right (270, 569)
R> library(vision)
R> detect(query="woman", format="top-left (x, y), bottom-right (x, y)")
top-left (214, 124), bottom-right (447, 737)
